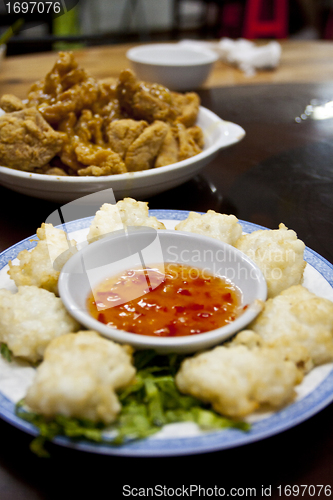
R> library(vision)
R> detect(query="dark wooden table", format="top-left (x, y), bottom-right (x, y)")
top-left (0, 48), bottom-right (333, 498)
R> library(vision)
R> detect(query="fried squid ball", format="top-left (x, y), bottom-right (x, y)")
top-left (235, 223), bottom-right (306, 298)
top-left (0, 286), bottom-right (80, 363)
top-left (25, 331), bottom-right (136, 424)
top-left (88, 197), bottom-right (165, 242)
top-left (8, 223), bottom-right (77, 295)
top-left (250, 285), bottom-right (333, 370)
top-left (175, 341), bottom-right (302, 418)
top-left (175, 210), bottom-right (242, 245)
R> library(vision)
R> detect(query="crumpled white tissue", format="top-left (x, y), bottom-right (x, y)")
top-left (178, 38), bottom-right (281, 77)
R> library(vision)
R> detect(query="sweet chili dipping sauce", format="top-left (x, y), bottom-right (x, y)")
top-left (87, 263), bottom-right (243, 337)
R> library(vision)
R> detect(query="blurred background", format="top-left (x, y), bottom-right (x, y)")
top-left (0, 0), bottom-right (333, 55)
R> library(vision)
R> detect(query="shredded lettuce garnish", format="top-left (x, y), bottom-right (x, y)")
top-left (15, 350), bottom-right (250, 456)
top-left (0, 343), bottom-right (12, 362)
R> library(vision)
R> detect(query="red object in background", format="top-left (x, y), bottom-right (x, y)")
top-left (324, 9), bottom-right (333, 39)
top-left (242, 0), bottom-right (288, 39)
top-left (219, 1), bottom-right (245, 38)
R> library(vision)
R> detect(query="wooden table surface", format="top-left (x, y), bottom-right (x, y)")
top-left (0, 40), bottom-right (333, 98)
top-left (0, 41), bottom-right (333, 499)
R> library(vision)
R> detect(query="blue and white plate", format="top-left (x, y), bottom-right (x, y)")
top-left (0, 209), bottom-right (333, 457)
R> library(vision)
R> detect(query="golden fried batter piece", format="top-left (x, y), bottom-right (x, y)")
top-left (235, 223), bottom-right (306, 298)
top-left (116, 69), bottom-right (178, 123)
top-left (58, 110), bottom-right (106, 172)
top-left (175, 210), bottom-right (243, 245)
top-left (39, 78), bottom-right (99, 125)
top-left (27, 51), bottom-right (99, 126)
top-left (28, 51), bottom-right (80, 104)
top-left (106, 119), bottom-right (148, 159)
top-left (0, 94), bottom-right (26, 113)
top-left (0, 286), bottom-right (80, 363)
top-left (173, 91), bottom-right (201, 128)
top-left (175, 340), bottom-right (302, 418)
top-left (0, 108), bottom-right (64, 171)
top-left (155, 124), bottom-right (179, 168)
top-left (57, 112), bottom-right (84, 172)
top-left (8, 223), bottom-right (77, 295)
top-left (176, 122), bottom-right (203, 161)
top-left (75, 109), bottom-right (105, 146)
top-left (125, 120), bottom-right (169, 171)
top-left (25, 331), bottom-right (136, 424)
top-left (187, 125), bottom-right (205, 149)
top-left (45, 167), bottom-right (68, 176)
top-left (87, 198), bottom-right (166, 241)
top-left (91, 79), bottom-right (123, 120)
top-left (76, 142), bottom-right (127, 176)
top-left (250, 285), bottom-right (333, 370)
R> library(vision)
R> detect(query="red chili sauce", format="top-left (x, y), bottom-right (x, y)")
top-left (87, 263), bottom-right (243, 337)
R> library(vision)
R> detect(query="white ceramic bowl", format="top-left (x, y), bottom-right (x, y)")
top-left (58, 228), bottom-right (267, 354)
top-left (126, 43), bottom-right (219, 91)
top-left (0, 107), bottom-right (245, 203)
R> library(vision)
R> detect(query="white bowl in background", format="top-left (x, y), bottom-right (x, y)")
top-left (58, 228), bottom-right (267, 354)
top-left (126, 43), bottom-right (218, 91)
top-left (0, 107), bottom-right (245, 203)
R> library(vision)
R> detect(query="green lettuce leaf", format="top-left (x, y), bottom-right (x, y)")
top-left (15, 350), bottom-right (250, 455)
top-left (0, 343), bottom-right (12, 362)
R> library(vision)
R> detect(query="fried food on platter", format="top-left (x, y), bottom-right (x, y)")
top-left (75, 143), bottom-right (126, 176)
top-left (27, 51), bottom-right (100, 125)
top-left (116, 68), bottom-right (178, 123)
top-left (250, 285), bottom-right (333, 370)
top-left (0, 94), bottom-right (26, 113)
top-left (176, 122), bottom-right (203, 161)
top-left (87, 197), bottom-right (166, 242)
top-left (124, 120), bottom-right (169, 171)
top-left (8, 223), bottom-right (77, 295)
top-left (116, 68), bottom-right (201, 126)
top-left (106, 119), bottom-right (148, 159)
top-left (0, 53), bottom-right (204, 176)
top-left (175, 340), bottom-right (303, 418)
top-left (0, 286), bottom-right (80, 363)
top-left (175, 210), bottom-right (243, 245)
top-left (25, 331), bottom-right (136, 424)
top-left (172, 92), bottom-right (201, 128)
top-left (155, 124), bottom-right (179, 168)
top-left (2, 200), bottom-right (333, 441)
top-left (235, 223), bottom-right (306, 298)
top-left (0, 108), bottom-right (64, 171)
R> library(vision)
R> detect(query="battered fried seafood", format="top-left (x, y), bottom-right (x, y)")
top-left (88, 197), bottom-right (166, 241)
top-left (106, 119), bottom-right (148, 159)
top-left (8, 223), bottom-right (77, 295)
top-left (175, 210), bottom-right (243, 245)
top-left (0, 94), bottom-right (25, 113)
top-left (0, 108), bottom-right (63, 171)
top-left (0, 286), bottom-right (80, 363)
top-left (124, 120), bottom-right (169, 171)
top-left (0, 52), bottom-right (204, 175)
top-left (75, 143), bottom-right (126, 176)
top-left (25, 331), bottom-right (136, 424)
top-left (27, 51), bottom-right (100, 125)
top-left (250, 285), bottom-right (333, 370)
top-left (235, 223), bottom-right (306, 298)
top-left (175, 340), bottom-right (302, 418)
